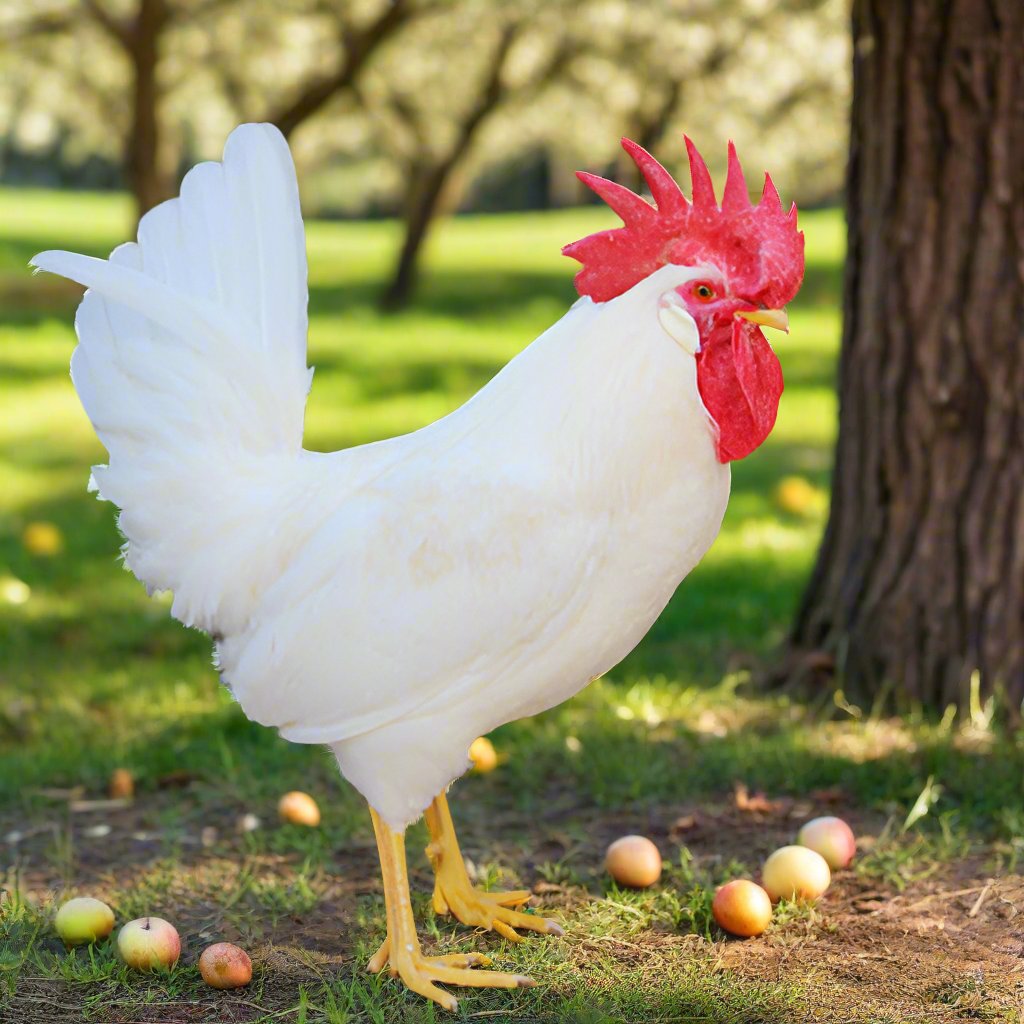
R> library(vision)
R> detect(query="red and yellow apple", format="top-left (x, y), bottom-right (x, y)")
top-left (277, 791), bottom-right (320, 827)
top-left (797, 816), bottom-right (856, 870)
top-left (712, 880), bottom-right (773, 937)
top-left (117, 917), bottom-right (181, 970)
top-left (55, 897), bottom-right (115, 946)
top-left (605, 835), bottom-right (662, 888)
top-left (762, 845), bottom-right (831, 901)
top-left (199, 942), bottom-right (252, 989)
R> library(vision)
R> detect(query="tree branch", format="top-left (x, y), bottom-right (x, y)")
top-left (268, 0), bottom-right (414, 138)
top-left (2, 9), bottom-right (79, 44)
top-left (80, 0), bottom-right (131, 47)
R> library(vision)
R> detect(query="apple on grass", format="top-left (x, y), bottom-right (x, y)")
top-left (117, 917), bottom-right (181, 970)
top-left (605, 836), bottom-right (662, 889)
top-left (278, 791), bottom-right (321, 827)
top-left (712, 880), bottom-right (773, 937)
top-left (55, 897), bottom-right (115, 946)
top-left (797, 816), bottom-right (856, 870)
top-left (761, 846), bottom-right (831, 902)
top-left (199, 942), bottom-right (252, 989)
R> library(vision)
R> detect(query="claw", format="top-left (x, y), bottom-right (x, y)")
top-left (424, 791), bottom-right (565, 945)
top-left (367, 937), bottom-right (389, 974)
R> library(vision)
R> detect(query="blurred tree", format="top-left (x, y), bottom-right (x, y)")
top-left (789, 1), bottom-right (1024, 711)
top-left (598, 0), bottom-right (846, 199)
top-left (5, 0), bottom-right (237, 222)
top-left (2, 0), bottom-right (416, 225)
top-left (1, 0), bottom-right (850, 280)
top-left (358, 1), bottom-right (581, 310)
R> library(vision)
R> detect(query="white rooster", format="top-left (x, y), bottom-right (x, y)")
top-left (33, 124), bottom-right (803, 1010)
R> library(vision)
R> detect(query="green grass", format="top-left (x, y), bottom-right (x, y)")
top-left (2, 189), bottom-right (1022, 1022)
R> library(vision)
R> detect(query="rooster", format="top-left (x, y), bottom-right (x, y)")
top-left (33, 124), bottom-right (803, 1010)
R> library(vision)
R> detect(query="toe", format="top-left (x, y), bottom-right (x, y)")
top-left (432, 886), bottom-right (450, 916)
top-left (430, 952), bottom-right (493, 968)
top-left (366, 938), bottom-right (389, 974)
top-left (491, 889), bottom-right (532, 908)
top-left (494, 906), bottom-right (561, 936)
top-left (428, 964), bottom-right (536, 989)
top-left (401, 971), bottom-right (458, 1012)
top-left (492, 919), bottom-right (522, 943)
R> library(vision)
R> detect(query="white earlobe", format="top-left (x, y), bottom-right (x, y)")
top-left (657, 293), bottom-right (700, 356)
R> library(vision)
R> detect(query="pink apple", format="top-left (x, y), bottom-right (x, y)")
top-left (761, 845), bottom-right (831, 902)
top-left (55, 897), bottom-right (115, 946)
top-left (712, 880), bottom-right (772, 937)
top-left (199, 942), bottom-right (252, 989)
top-left (117, 917), bottom-right (181, 970)
top-left (797, 816), bottom-right (856, 870)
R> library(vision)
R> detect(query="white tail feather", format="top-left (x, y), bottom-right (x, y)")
top-left (31, 124), bottom-right (312, 634)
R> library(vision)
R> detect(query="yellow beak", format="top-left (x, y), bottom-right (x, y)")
top-left (735, 307), bottom-right (789, 333)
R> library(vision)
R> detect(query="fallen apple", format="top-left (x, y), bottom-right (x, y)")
top-left (712, 880), bottom-right (772, 937)
top-left (278, 791), bottom-right (320, 827)
top-left (797, 816), bottom-right (856, 870)
top-left (199, 942), bottom-right (252, 989)
top-left (468, 736), bottom-right (498, 773)
top-left (22, 520), bottom-right (64, 556)
top-left (109, 768), bottom-right (135, 800)
top-left (605, 835), bottom-right (662, 889)
top-left (117, 917), bottom-right (181, 970)
top-left (55, 897), bottom-right (115, 946)
top-left (773, 476), bottom-right (826, 518)
top-left (762, 845), bottom-right (831, 902)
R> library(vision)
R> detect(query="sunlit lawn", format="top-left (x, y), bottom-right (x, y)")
top-left (2, 190), bottom-right (1021, 1022)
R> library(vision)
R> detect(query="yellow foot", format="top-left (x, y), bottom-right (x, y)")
top-left (432, 867), bottom-right (563, 942)
top-left (367, 936), bottom-right (535, 1012)
top-left (425, 792), bottom-right (565, 943)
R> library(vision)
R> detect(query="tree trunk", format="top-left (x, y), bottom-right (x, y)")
top-left (788, 0), bottom-right (1024, 711)
top-left (378, 24), bottom-right (519, 311)
top-left (125, 0), bottom-right (171, 225)
top-left (379, 164), bottom-right (451, 312)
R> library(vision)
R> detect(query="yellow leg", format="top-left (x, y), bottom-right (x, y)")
top-left (424, 791), bottom-right (564, 943)
top-left (366, 806), bottom-right (535, 1012)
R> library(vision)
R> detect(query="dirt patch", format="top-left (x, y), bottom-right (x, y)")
top-left (5, 795), bottom-right (1024, 1022)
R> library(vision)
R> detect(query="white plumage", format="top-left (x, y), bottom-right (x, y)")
top-left (33, 124), bottom-right (731, 828)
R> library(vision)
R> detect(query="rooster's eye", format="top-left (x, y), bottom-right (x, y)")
top-left (693, 283), bottom-right (715, 301)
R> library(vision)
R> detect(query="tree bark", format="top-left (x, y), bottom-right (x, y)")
top-left (788, 0), bottom-right (1024, 711)
top-left (124, 0), bottom-right (172, 224)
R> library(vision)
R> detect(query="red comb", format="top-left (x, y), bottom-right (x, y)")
top-left (563, 137), bottom-right (804, 306)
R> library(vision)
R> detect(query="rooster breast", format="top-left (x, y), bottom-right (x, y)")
top-left (218, 266), bottom-right (730, 826)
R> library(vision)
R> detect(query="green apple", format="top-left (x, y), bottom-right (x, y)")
top-left (55, 897), bottom-right (115, 946)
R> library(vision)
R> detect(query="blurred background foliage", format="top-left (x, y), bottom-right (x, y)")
top-left (1, 0), bottom-right (849, 305)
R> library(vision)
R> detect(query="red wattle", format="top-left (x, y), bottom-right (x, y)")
top-left (695, 319), bottom-right (784, 463)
